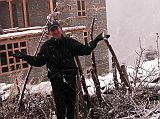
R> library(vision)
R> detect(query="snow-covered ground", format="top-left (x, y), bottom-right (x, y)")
top-left (1, 57), bottom-right (160, 99)
top-left (1, 57), bottom-right (160, 118)
top-left (0, 74), bottom-right (114, 100)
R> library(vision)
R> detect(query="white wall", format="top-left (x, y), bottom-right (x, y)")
top-left (106, 0), bottom-right (160, 66)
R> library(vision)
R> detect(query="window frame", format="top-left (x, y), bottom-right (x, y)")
top-left (77, 0), bottom-right (86, 17)
top-left (0, 39), bottom-right (29, 74)
top-left (83, 30), bottom-right (88, 44)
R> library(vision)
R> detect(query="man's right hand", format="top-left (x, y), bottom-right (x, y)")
top-left (12, 51), bottom-right (28, 59)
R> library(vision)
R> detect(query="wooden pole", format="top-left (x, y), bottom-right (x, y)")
top-left (75, 56), bottom-right (92, 109)
top-left (112, 56), bottom-right (119, 90)
top-left (22, 0), bottom-right (28, 27)
top-left (90, 68), bottom-right (103, 106)
top-left (49, 0), bottom-right (54, 14)
top-left (90, 18), bottom-right (98, 75)
top-left (104, 39), bottom-right (132, 92)
top-left (8, 0), bottom-right (13, 27)
top-left (121, 65), bottom-right (130, 85)
top-left (156, 33), bottom-right (160, 68)
top-left (75, 74), bottom-right (81, 119)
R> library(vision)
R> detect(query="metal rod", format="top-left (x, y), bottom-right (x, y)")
top-left (17, 21), bottom-right (48, 109)
top-left (17, 2), bottom-right (59, 110)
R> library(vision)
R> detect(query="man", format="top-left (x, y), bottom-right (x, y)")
top-left (13, 20), bottom-right (110, 119)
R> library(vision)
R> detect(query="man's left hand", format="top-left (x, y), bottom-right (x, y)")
top-left (94, 32), bottom-right (110, 42)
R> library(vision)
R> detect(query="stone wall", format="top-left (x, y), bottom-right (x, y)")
top-left (27, 0), bottom-right (50, 26)
top-left (60, 0), bottom-right (109, 75)
top-left (0, 0), bottom-right (109, 83)
top-left (0, 1), bottom-right (11, 28)
top-left (0, 0), bottom-right (50, 28)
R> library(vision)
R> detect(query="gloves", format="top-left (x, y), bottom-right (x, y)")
top-left (12, 51), bottom-right (29, 60)
top-left (104, 34), bottom-right (110, 39)
top-left (94, 32), bottom-right (110, 42)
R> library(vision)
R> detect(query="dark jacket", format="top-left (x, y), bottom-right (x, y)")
top-left (26, 36), bottom-right (98, 79)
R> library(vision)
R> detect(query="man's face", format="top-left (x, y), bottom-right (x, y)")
top-left (48, 26), bottom-right (62, 39)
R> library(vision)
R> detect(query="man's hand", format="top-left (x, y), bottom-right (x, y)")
top-left (94, 32), bottom-right (110, 42)
top-left (103, 34), bottom-right (110, 39)
top-left (12, 51), bottom-right (28, 59)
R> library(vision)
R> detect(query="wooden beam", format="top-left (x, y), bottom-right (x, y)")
top-left (8, 0), bottom-right (13, 27)
top-left (22, 0), bottom-right (28, 27)
top-left (0, 26), bottom-right (87, 40)
top-left (49, 0), bottom-right (54, 14)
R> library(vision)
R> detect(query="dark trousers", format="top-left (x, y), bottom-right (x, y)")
top-left (50, 75), bottom-right (77, 119)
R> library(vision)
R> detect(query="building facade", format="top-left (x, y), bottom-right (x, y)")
top-left (0, 0), bottom-right (109, 83)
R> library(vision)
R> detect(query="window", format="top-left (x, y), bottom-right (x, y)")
top-left (83, 31), bottom-right (88, 44)
top-left (0, 40), bottom-right (29, 74)
top-left (77, 0), bottom-right (86, 16)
